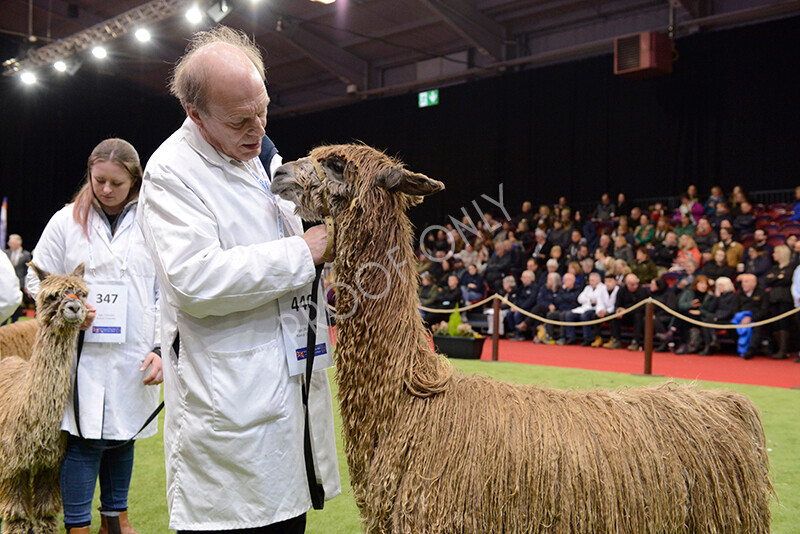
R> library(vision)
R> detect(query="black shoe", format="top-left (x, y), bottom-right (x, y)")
top-left (698, 347), bottom-right (712, 356)
top-left (743, 350), bottom-right (754, 360)
top-left (580, 339), bottom-right (593, 347)
top-left (675, 345), bottom-right (688, 355)
top-left (654, 343), bottom-right (670, 353)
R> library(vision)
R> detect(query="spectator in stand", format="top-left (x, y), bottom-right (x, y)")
top-left (650, 277), bottom-right (679, 352)
top-left (633, 213), bottom-right (655, 246)
top-left (631, 246), bottom-right (658, 283)
top-left (450, 256), bottom-right (467, 280)
top-left (456, 242), bottom-right (479, 267)
top-left (732, 201), bottom-right (756, 237)
top-left (506, 270), bottom-right (542, 340)
top-left (492, 221), bottom-right (512, 245)
top-left (675, 275), bottom-right (712, 354)
top-left (577, 257), bottom-right (595, 288)
top-left (748, 229), bottom-right (774, 257)
top-left (673, 212), bottom-right (696, 239)
top-left (710, 202), bottom-right (733, 233)
top-left (459, 263), bottom-right (485, 304)
top-left (674, 258), bottom-right (700, 292)
top-left (525, 258), bottom-right (544, 294)
top-left (567, 261), bottom-right (583, 289)
top-left (604, 273), bottom-right (648, 350)
top-left (735, 273), bottom-right (770, 359)
top-left (703, 186), bottom-right (725, 218)
top-left (545, 272), bottom-right (580, 344)
top-left (525, 271), bottom-right (561, 342)
top-left (612, 258), bottom-right (631, 284)
top-left (593, 247), bottom-right (609, 274)
top-left (612, 216), bottom-right (634, 246)
top-left (548, 245), bottom-right (567, 275)
top-left (548, 218), bottom-right (570, 250)
top-left (515, 219), bottom-right (534, 252)
top-left (565, 272), bottom-right (604, 345)
top-left (596, 233), bottom-right (613, 258)
top-left (652, 216), bottom-right (671, 245)
top-left (580, 213), bottom-right (599, 252)
top-left (652, 231), bottom-right (678, 269)
top-left (728, 186), bottom-right (748, 216)
top-left (537, 205), bottom-right (552, 228)
top-left (432, 274), bottom-right (464, 320)
top-left (649, 202), bottom-right (667, 224)
top-left (418, 272), bottom-right (440, 324)
top-left (415, 250), bottom-right (433, 275)
top-left (434, 257), bottom-right (453, 287)
top-left (498, 275), bottom-right (518, 306)
top-left (590, 274), bottom-right (619, 347)
top-left (612, 235), bottom-right (633, 265)
top-left (673, 235), bottom-right (701, 271)
top-left (765, 245), bottom-right (795, 360)
top-left (566, 229), bottom-right (584, 261)
top-left (694, 217), bottom-right (717, 263)
top-left (687, 184), bottom-right (700, 203)
top-left (674, 193), bottom-right (704, 225)
top-left (790, 236), bottom-right (800, 266)
top-left (482, 245), bottom-right (511, 292)
top-left (704, 248), bottom-right (737, 281)
top-left (592, 193), bottom-right (615, 221)
top-left (576, 244), bottom-right (591, 264)
top-left (616, 193), bottom-right (630, 219)
top-left (743, 244), bottom-right (773, 288)
top-left (516, 201), bottom-right (534, 225)
top-left (484, 212), bottom-right (502, 234)
top-left (710, 226), bottom-right (744, 269)
top-left (474, 246), bottom-right (490, 274)
top-left (531, 228), bottom-right (552, 269)
top-left (785, 186), bottom-right (800, 222)
top-left (434, 229), bottom-right (453, 254)
top-left (698, 276), bottom-right (737, 355)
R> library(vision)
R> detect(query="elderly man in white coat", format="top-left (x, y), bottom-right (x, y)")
top-left (137, 26), bottom-right (340, 533)
top-left (0, 252), bottom-right (23, 323)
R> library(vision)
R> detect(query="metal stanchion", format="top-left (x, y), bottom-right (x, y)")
top-left (492, 297), bottom-right (500, 361)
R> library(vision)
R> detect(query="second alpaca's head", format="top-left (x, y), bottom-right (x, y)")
top-left (28, 263), bottom-right (89, 328)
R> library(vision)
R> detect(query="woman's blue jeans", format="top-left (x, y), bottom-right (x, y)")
top-left (61, 433), bottom-right (135, 529)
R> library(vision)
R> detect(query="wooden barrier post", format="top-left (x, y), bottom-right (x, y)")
top-left (492, 297), bottom-right (500, 361)
top-left (643, 300), bottom-right (654, 375)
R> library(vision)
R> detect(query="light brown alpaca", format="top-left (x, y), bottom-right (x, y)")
top-left (272, 144), bottom-right (773, 534)
top-left (0, 320), bottom-right (39, 362)
top-left (0, 263), bottom-right (88, 534)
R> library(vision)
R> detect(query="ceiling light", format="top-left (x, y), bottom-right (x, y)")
top-left (206, 0), bottom-right (231, 23)
top-left (20, 71), bottom-right (37, 84)
top-left (311, 0), bottom-right (336, 3)
top-left (186, 5), bottom-right (203, 23)
top-left (135, 28), bottom-right (151, 42)
top-left (54, 60), bottom-right (67, 72)
top-left (92, 46), bottom-right (107, 59)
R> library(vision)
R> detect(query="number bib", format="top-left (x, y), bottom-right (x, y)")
top-left (84, 281), bottom-right (128, 343)
top-left (277, 282), bottom-right (334, 377)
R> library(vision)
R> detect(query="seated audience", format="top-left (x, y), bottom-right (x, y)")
top-left (743, 245), bottom-right (773, 288)
top-left (612, 235), bottom-right (634, 265)
top-left (693, 217), bottom-right (717, 262)
top-left (732, 201), bottom-right (756, 237)
top-left (650, 277), bottom-right (679, 352)
top-left (734, 273), bottom-right (770, 359)
top-left (674, 193), bottom-right (703, 225)
top-left (459, 263), bottom-right (485, 303)
top-left (526, 272), bottom-right (561, 342)
top-left (703, 186), bottom-right (725, 218)
top-left (633, 213), bottom-right (654, 246)
top-left (631, 246), bottom-right (658, 284)
top-left (483, 245), bottom-right (512, 292)
top-left (505, 270), bottom-right (539, 340)
top-left (675, 275), bottom-right (712, 354)
top-left (531, 228), bottom-right (552, 269)
top-left (673, 212), bottom-right (696, 239)
top-left (698, 276), bottom-right (736, 355)
top-left (765, 245), bottom-right (795, 360)
top-left (616, 193), bottom-right (630, 219)
top-left (786, 185), bottom-right (800, 222)
top-left (652, 231), bottom-right (678, 268)
top-left (710, 226), bottom-right (744, 269)
top-left (592, 193), bottom-right (615, 221)
top-left (612, 216), bottom-right (634, 246)
top-left (673, 234), bottom-right (701, 271)
top-left (418, 272), bottom-right (440, 324)
top-left (604, 273), bottom-right (648, 350)
top-left (651, 216), bottom-right (671, 245)
top-left (703, 248), bottom-right (737, 281)
top-left (565, 272), bottom-right (605, 345)
top-left (589, 274), bottom-right (620, 347)
top-left (545, 273), bottom-right (580, 344)
top-left (548, 218), bottom-right (569, 250)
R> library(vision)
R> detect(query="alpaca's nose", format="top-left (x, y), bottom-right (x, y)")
top-left (65, 301), bottom-right (82, 315)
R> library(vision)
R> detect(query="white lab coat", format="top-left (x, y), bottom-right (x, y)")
top-left (0, 252), bottom-right (23, 322)
top-left (27, 202), bottom-right (160, 439)
top-left (570, 283), bottom-right (606, 314)
top-left (138, 118), bottom-right (340, 530)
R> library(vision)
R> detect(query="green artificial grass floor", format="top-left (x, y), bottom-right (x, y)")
top-left (91, 360), bottom-right (798, 533)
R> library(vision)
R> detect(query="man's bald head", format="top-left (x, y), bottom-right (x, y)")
top-left (170, 25), bottom-right (266, 113)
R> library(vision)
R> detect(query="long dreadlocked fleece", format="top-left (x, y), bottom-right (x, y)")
top-left (273, 144), bottom-right (773, 534)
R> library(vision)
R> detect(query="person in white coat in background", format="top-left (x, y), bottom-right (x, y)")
top-left (137, 26), bottom-right (340, 534)
top-left (27, 138), bottom-right (162, 534)
top-left (0, 252), bottom-right (23, 323)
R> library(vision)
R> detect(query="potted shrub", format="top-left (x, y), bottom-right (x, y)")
top-left (431, 308), bottom-right (485, 359)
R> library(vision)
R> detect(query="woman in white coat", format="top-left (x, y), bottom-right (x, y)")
top-left (27, 138), bottom-right (162, 534)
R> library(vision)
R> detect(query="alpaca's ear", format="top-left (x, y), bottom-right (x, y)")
top-left (374, 167), bottom-right (445, 197)
top-left (27, 262), bottom-right (51, 281)
top-left (72, 263), bottom-right (86, 278)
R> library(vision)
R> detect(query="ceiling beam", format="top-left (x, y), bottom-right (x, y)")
top-left (668, 0), bottom-right (702, 18)
top-left (417, 0), bottom-right (506, 60)
top-left (275, 23), bottom-right (368, 88)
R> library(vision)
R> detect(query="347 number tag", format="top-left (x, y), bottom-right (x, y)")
top-left (95, 293), bottom-right (119, 304)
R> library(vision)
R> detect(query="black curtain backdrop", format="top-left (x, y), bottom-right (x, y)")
top-left (1, 15), bottom-right (798, 246)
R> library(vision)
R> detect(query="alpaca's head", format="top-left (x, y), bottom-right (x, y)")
top-left (28, 263), bottom-right (89, 328)
top-left (271, 143), bottom-right (444, 222)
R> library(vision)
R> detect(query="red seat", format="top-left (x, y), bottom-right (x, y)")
top-left (779, 226), bottom-right (800, 237)
top-left (760, 223), bottom-right (780, 234)
top-left (767, 234), bottom-right (785, 247)
top-left (661, 272), bottom-right (680, 288)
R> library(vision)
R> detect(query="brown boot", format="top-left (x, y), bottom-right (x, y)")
top-left (770, 330), bottom-right (789, 360)
top-left (67, 528), bottom-right (91, 534)
top-left (99, 511), bottom-right (140, 534)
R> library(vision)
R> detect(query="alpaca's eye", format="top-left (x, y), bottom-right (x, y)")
top-left (329, 159), bottom-right (345, 175)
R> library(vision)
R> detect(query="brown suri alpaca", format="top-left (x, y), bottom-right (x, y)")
top-left (0, 320), bottom-right (38, 362)
top-left (271, 144), bottom-right (773, 534)
top-left (0, 263), bottom-right (88, 534)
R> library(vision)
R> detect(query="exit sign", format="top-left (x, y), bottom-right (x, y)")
top-left (418, 89), bottom-right (439, 108)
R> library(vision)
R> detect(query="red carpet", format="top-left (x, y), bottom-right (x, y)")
top-left (478, 339), bottom-right (800, 389)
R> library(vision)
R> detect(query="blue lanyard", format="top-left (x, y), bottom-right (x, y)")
top-left (245, 158), bottom-right (294, 238)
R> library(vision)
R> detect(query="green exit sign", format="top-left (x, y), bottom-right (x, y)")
top-left (418, 89), bottom-right (439, 108)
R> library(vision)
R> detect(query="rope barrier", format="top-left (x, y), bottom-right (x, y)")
top-left (417, 294), bottom-right (800, 329)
